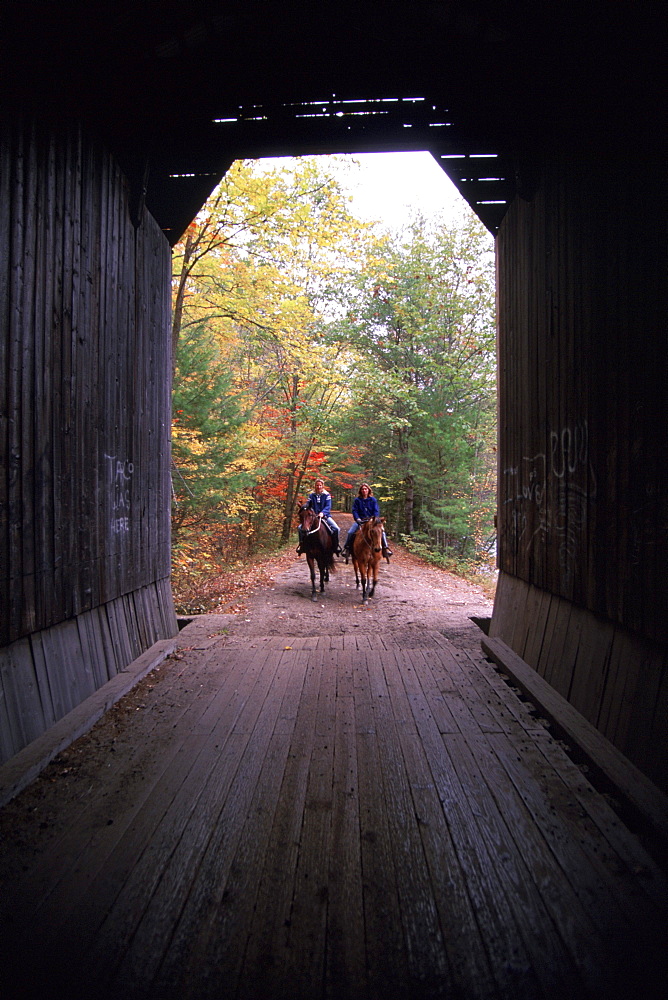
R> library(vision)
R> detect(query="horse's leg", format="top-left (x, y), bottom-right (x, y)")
top-left (357, 561), bottom-right (366, 603)
top-left (307, 555), bottom-right (317, 601)
top-left (319, 556), bottom-right (326, 593)
top-left (352, 557), bottom-right (360, 589)
top-left (371, 557), bottom-right (379, 599)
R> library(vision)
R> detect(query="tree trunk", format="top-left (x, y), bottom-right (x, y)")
top-left (397, 429), bottom-right (414, 535)
top-left (404, 473), bottom-right (415, 535)
top-left (280, 463), bottom-right (309, 543)
top-left (281, 466), bottom-right (297, 543)
top-left (280, 374), bottom-right (304, 543)
top-left (171, 232), bottom-right (194, 374)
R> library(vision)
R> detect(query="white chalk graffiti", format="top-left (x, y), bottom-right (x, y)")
top-left (550, 422), bottom-right (590, 479)
top-left (503, 421), bottom-right (596, 581)
top-left (503, 453), bottom-right (548, 553)
top-left (555, 483), bottom-right (588, 576)
top-left (105, 454), bottom-right (134, 535)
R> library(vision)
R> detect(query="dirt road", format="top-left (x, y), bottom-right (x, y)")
top-left (197, 513), bottom-right (494, 657)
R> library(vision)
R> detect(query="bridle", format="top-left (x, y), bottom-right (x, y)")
top-left (301, 508), bottom-right (324, 536)
top-left (358, 518), bottom-right (382, 551)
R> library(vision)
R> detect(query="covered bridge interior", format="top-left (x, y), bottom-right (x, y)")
top-left (1, 0), bottom-right (666, 800)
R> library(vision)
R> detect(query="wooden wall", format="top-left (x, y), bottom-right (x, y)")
top-left (492, 143), bottom-right (667, 790)
top-left (490, 574), bottom-right (667, 793)
top-left (0, 122), bottom-right (177, 764)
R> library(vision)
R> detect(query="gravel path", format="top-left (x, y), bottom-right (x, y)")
top-left (192, 513), bottom-right (495, 657)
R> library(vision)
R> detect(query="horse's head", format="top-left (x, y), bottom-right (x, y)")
top-left (298, 504), bottom-right (318, 531)
top-left (363, 517), bottom-right (384, 553)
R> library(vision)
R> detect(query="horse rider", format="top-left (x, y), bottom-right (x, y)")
top-left (342, 483), bottom-right (393, 560)
top-left (296, 478), bottom-right (342, 556)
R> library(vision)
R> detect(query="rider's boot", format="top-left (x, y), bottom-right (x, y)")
top-left (333, 529), bottom-right (342, 555)
top-left (296, 530), bottom-right (304, 556)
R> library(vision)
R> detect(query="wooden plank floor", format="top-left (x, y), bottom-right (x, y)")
top-left (0, 631), bottom-right (666, 1000)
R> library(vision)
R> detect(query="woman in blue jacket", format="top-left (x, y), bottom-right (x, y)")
top-left (296, 478), bottom-right (342, 555)
top-left (343, 483), bottom-right (392, 558)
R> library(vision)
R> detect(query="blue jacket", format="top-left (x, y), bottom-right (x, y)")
top-left (306, 490), bottom-right (332, 517)
top-left (352, 494), bottom-right (380, 522)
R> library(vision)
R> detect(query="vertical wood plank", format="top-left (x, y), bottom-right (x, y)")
top-left (235, 649), bottom-right (325, 999)
top-left (353, 650), bottom-right (409, 995)
top-left (0, 128), bottom-right (13, 645)
top-left (324, 655), bottom-right (366, 999)
top-left (363, 647), bottom-right (453, 993)
top-left (0, 639), bottom-right (46, 752)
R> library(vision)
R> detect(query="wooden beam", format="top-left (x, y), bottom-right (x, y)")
top-left (0, 637), bottom-right (177, 809)
top-left (481, 635), bottom-right (668, 864)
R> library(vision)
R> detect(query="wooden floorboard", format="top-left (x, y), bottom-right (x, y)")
top-left (0, 631), bottom-right (666, 1000)
top-left (383, 645), bottom-right (540, 999)
top-left (364, 645), bottom-right (455, 995)
top-left (354, 646), bottom-right (409, 999)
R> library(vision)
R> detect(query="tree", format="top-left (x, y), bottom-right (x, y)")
top-left (171, 158), bottom-right (376, 545)
top-left (171, 158), bottom-right (372, 353)
top-left (170, 159), bottom-right (497, 575)
top-left (331, 212), bottom-right (496, 556)
top-left (171, 324), bottom-right (248, 539)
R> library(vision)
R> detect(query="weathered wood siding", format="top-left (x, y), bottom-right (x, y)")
top-left (0, 122), bottom-right (176, 763)
top-left (490, 574), bottom-right (668, 792)
top-left (493, 145), bottom-right (667, 788)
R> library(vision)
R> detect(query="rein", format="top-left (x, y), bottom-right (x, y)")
top-left (302, 511), bottom-right (324, 536)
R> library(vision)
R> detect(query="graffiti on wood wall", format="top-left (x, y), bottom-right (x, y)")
top-left (503, 421), bottom-right (597, 582)
top-left (105, 454), bottom-right (134, 535)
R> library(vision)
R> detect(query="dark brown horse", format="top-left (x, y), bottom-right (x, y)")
top-left (297, 505), bottom-right (337, 601)
top-left (352, 517), bottom-right (385, 603)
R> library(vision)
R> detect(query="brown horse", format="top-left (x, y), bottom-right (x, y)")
top-left (297, 505), bottom-right (337, 601)
top-left (352, 517), bottom-right (385, 603)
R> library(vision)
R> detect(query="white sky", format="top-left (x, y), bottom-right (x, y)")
top-left (328, 151), bottom-right (468, 231)
top-left (262, 150), bottom-right (473, 234)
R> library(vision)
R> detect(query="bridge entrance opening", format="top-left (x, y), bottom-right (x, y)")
top-left (168, 149), bottom-right (498, 615)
